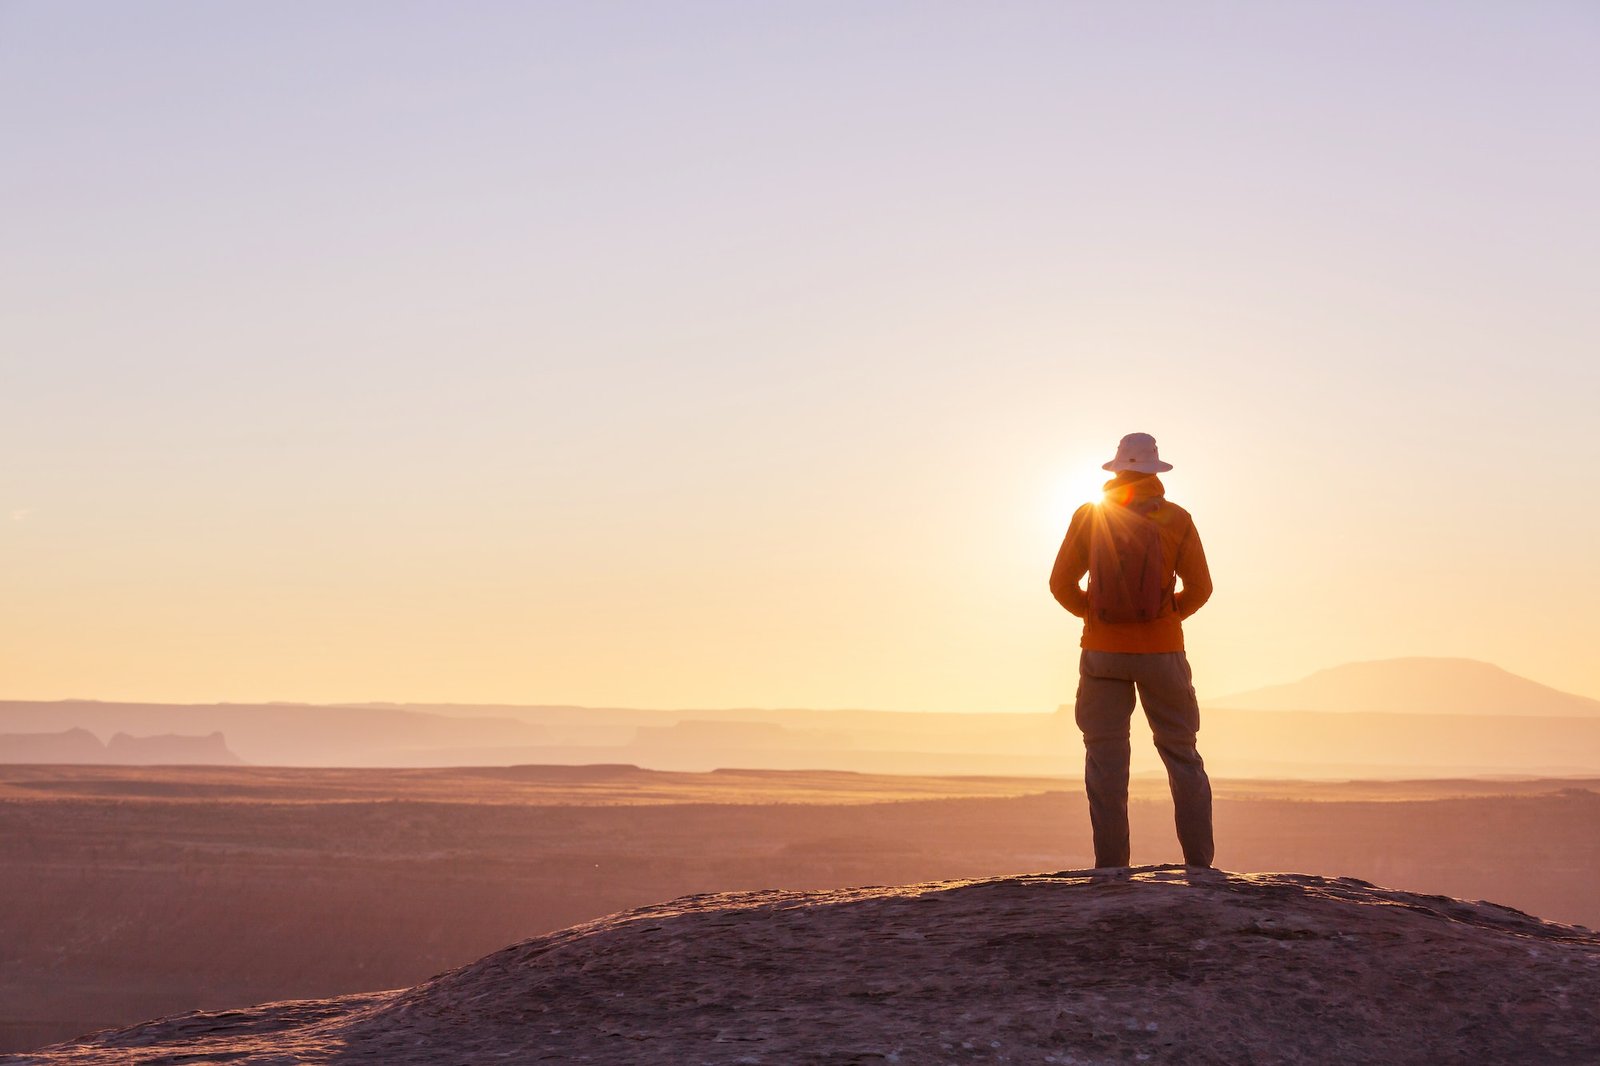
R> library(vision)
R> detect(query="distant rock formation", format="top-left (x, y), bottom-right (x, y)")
top-left (0, 728), bottom-right (105, 764)
top-left (0, 730), bottom-right (241, 765)
top-left (105, 731), bottom-right (240, 765)
top-left (19, 867), bottom-right (1600, 1064)
top-left (1214, 656), bottom-right (1600, 716)
top-left (0, 701), bottom-right (544, 766)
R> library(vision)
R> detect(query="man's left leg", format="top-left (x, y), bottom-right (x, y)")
top-left (1134, 651), bottom-right (1215, 867)
top-left (1075, 651), bottom-right (1138, 868)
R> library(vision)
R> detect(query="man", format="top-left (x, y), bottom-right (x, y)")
top-left (1049, 432), bottom-right (1215, 869)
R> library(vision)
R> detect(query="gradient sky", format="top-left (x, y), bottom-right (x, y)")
top-left (4, 2), bottom-right (1599, 711)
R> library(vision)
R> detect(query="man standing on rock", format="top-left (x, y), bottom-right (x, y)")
top-left (1049, 432), bottom-right (1215, 869)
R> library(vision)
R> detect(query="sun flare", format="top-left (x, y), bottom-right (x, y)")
top-left (1047, 463), bottom-right (1108, 531)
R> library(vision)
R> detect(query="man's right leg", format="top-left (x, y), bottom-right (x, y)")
top-left (1075, 650), bottom-right (1137, 868)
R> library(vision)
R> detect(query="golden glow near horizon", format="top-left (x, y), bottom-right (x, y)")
top-left (4, 5), bottom-right (1600, 711)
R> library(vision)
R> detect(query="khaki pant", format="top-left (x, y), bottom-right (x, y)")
top-left (1075, 650), bottom-right (1214, 867)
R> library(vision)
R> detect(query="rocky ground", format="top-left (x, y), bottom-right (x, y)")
top-left (11, 866), bottom-right (1600, 1065)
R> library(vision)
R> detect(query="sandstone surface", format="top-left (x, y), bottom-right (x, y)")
top-left (13, 866), bottom-right (1600, 1065)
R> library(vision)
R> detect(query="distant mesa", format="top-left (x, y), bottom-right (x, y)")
top-left (0, 728), bottom-right (105, 764)
top-left (106, 731), bottom-right (240, 765)
top-left (0, 701), bottom-right (544, 767)
top-left (1213, 657), bottom-right (1600, 717)
top-left (20, 868), bottom-right (1600, 1064)
top-left (0, 729), bottom-right (241, 765)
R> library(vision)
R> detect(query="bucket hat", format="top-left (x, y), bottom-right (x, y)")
top-left (1102, 432), bottom-right (1173, 473)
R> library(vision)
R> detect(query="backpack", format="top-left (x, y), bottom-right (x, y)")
top-left (1087, 498), bottom-right (1167, 623)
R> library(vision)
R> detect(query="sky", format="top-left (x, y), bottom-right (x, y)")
top-left (4, 1), bottom-right (1599, 712)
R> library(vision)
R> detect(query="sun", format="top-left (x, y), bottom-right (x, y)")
top-left (1046, 461), bottom-right (1108, 530)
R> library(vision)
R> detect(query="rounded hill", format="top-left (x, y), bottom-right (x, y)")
top-left (1213, 657), bottom-right (1600, 716)
top-left (17, 867), bottom-right (1600, 1065)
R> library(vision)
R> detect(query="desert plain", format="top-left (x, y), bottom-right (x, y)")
top-left (3, 763), bottom-right (1597, 1053)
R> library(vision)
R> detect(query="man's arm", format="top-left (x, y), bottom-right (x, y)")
top-left (1173, 521), bottom-right (1213, 619)
top-left (1049, 504), bottom-right (1093, 618)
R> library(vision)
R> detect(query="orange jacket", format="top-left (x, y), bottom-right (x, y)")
top-left (1049, 474), bottom-right (1212, 653)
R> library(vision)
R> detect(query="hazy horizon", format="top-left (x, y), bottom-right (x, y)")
top-left (6, 3), bottom-right (1599, 713)
top-left (9, 655), bottom-right (1600, 781)
top-left (5, 655), bottom-right (1593, 717)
